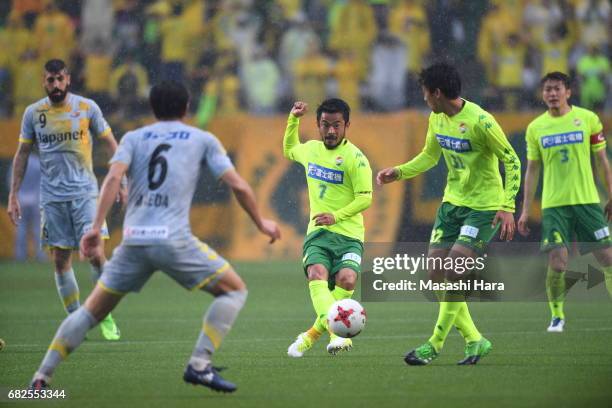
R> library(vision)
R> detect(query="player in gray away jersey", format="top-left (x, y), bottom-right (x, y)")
top-left (7, 59), bottom-right (122, 341)
top-left (30, 81), bottom-right (281, 393)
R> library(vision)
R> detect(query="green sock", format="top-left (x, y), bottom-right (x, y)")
top-left (428, 300), bottom-right (463, 352)
top-left (309, 280), bottom-right (336, 332)
top-left (434, 289), bottom-right (479, 343)
top-left (546, 267), bottom-right (565, 319)
top-left (454, 302), bottom-right (482, 343)
top-left (604, 265), bottom-right (612, 298)
top-left (313, 286), bottom-right (354, 333)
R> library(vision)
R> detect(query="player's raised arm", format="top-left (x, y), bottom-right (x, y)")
top-left (377, 125), bottom-right (441, 186)
top-left (283, 101), bottom-right (308, 160)
top-left (7, 142), bottom-right (33, 225)
top-left (221, 169), bottom-right (281, 243)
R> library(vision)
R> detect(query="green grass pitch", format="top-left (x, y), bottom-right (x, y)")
top-left (1, 260), bottom-right (611, 407)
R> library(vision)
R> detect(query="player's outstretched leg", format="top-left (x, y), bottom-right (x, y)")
top-left (288, 264), bottom-right (335, 358)
top-left (326, 276), bottom-right (355, 356)
top-left (30, 285), bottom-right (122, 388)
top-left (287, 330), bottom-right (318, 358)
top-left (185, 268), bottom-right (247, 393)
top-left (90, 256), bottom-right (121, 341)
top-left (289, 284), bottom-right (355, 357)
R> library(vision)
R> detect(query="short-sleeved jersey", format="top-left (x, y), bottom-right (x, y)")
top-left (399, 100), bottom-right (521, 212)
top-left (111, 121), bottom-right (233, 245)
top-left (526, 105), bottom-right (606, 209)
top-left (19, 94), bottom-right (112, 203)
top-left (284, 115), bottom-right (373, 242)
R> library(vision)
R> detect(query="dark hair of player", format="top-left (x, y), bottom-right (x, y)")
top-left (316, 98), bottom-right (350, 123)
top-left (44, 59), bottom-right (68, 74)
top-left (419, 63), bottom-right (462, 99)
top-left (149, 81), bottom-right (189, 120)
top-left (540, 71), bottom-right (571, 89)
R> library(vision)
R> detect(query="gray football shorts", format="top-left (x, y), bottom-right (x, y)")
top-left (41, 196), bottom-right (109, 249)
top-left (99, 237), bottom-right (230, 294)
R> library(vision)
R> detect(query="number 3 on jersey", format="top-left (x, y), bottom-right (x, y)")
top-left (148, 143), bottom-right (172, 190)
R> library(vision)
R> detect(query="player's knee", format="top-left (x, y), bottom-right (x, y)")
top-left (548, 253), bottom-right (568, 272)
top-left (427, 249), bottom-right (448, 281)
top-left (307, 264), bottom-right (329, 281)
top-left (445, 246), bottom-right (477, 281)
top-left (548, 247), bottom-right (568, 272)
top-left (335, 269), bottom-right (357, 290)
top-left (594, 247), bottom-right (612, 267)
top-left (208, 266), bottom-right (247, 295)
top-left (228, 275), bottom-right (247, 292)
top-left (52, 249), bottom-right (72, 273)
top-left (84, 285), bottom-right (122, 322)
top-left (224, 289), bottom-right (248, 309)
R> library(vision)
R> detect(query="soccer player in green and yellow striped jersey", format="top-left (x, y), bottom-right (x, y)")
top-left (378, 63), bottom-right (521, 365)
top-left (518, 72), bottom-right (612, 333)
top-left (284, 99), bottom-right (373, 357)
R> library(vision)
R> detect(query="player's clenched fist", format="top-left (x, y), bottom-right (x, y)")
top-left (290, 101), bottom-right (308, 117)
top-left (376, 167), bottom-right (399, 186)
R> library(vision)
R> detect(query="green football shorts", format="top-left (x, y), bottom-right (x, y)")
top-left (302, 229), bottom-right (364, 279)
top-left (541, 204), bottom-right (611, 254)
top-left (429, 202), bottom-right (499, 254)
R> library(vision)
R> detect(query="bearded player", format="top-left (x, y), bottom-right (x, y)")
top-left (8, 59), bottom-right (122, 340)
top-left (284, 99), bottom-right (373, 357)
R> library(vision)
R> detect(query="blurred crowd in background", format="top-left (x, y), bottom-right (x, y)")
top-left (0, 0), bottom-right (610, 128)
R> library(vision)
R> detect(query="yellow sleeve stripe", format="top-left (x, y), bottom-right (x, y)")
top-left (591, 143), bottom-right (606, 152)
top-left (98, 128), bottom-right (113, 138)
top-left (19, 136), bottom-right (33, 144)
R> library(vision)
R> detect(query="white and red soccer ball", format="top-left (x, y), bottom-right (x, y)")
top-left (327, 299), bottom-right (366, 338)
